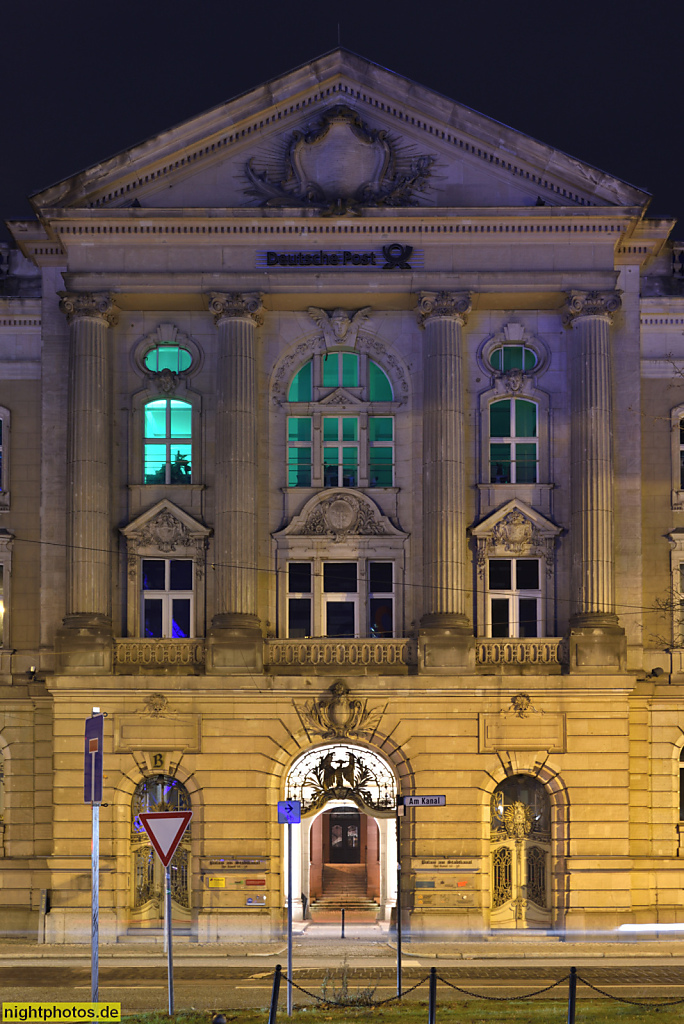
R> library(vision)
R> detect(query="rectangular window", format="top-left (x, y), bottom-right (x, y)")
top-left (285, 559), bottom-right (396, 639)
top-left (369, 561), bottom-right (394, 637)
top-left (144, 399), bottom-right (192, 484)
top-left (488, 558), bottom-right (541, 637)
top-left (490, 399), bottom-right (538, 484)
top-left (142, 558), bottom-right (194, 638)
top-left (288, 562), bottom-right (312, 638)
top-left (287, 417), bottom-right (312, 487)
top-left (322, 418), bottom-right (358, 487)
top-left (369, 417), bottom-right (394, 487)
top-left (323, 352), bottom-right (359, 388)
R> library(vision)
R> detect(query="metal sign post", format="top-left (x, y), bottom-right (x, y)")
top-left (396, 800), bottom-right (403, 998)
top-left (84, 709), bottom-right (104, 1004)
top-left (139, 810), bottom-right (193, 1016)
top-left (278, 799), bottom-right (301, 1018)
top-left (396, 795), bottom-right (447, 999)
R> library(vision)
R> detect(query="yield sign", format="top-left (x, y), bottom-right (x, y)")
top-left (139, 811), bottom-right (192, 867)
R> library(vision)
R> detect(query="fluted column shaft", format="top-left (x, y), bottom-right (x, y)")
top-left (60, 293), bottom-right (117, 625)
top-left (418, 291), bottom-right (472, 628)
top-left (566, 290), bottom-right (621, 623)
top-left (210, 293), bottom-right (262, 629)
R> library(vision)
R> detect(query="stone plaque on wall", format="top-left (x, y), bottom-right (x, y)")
top-left (479, 713), bottom-right (565, 752)
top-left (113, 714), bottom-right (201, 752)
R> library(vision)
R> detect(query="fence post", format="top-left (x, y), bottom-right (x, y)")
top-left (268, 963), bottom-right (282, 1024)
top-left (341, 907), bottom-right (345, 939)
top-left (428, 966), bottom-right (437, 1024)
top-left (567, 966), bottom-right (576, 1024)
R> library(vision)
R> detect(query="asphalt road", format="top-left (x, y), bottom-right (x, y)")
top-left (2, 960), bottom-right (684, 1011)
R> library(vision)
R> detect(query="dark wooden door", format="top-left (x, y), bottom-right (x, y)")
top-left (329, 811), bottom-right (361, 863)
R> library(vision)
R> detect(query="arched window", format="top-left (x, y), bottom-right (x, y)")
top-left (144, 399), bottom-right (192, 484)
top-left (490, 398), bottom-right (538, 484)
top-left (131, 775), bottom-right (191, 913)
top-left (490, 775), bottom-right (551, 928)
top-left (285, 353), bottom-right (395, 489)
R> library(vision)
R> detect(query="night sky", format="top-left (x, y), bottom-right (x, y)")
top-left (2, 1), bottom-right (683, 243)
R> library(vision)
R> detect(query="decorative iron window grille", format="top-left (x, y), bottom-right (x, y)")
top-left (285, 743), bottom-right (396, 815)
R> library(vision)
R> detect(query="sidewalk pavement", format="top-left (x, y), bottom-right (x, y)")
top-left (1, 922), bottom-right (684, 963)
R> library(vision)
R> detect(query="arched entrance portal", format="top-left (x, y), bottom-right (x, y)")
top-left (490, 774), bottom-right (551, 930)
top-left (284, 743), bottom-right (397, 921)
top-left (130, 774), bottom-right (191, 928)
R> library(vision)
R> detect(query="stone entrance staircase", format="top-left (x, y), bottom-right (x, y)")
top-left (309, 863), bottom-right (379, 921)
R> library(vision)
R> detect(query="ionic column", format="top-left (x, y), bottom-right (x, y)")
top-left (59, 293), bottom-right (117, 630)
top-left (417, 291), bottom-right (472, 631)
top-left (564, 290), bottom-right (622, 633)
top-left (209, 292), bottom-right (263, 633)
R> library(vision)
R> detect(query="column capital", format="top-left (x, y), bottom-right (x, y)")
top-left (59, 292), bottom-right (118, 327)
top-left (563, 290), bottom-right (621, 326)
top-left (209, 292), bottom-right (263, 327)
top-left (416, 291), bottom-right (471, 328)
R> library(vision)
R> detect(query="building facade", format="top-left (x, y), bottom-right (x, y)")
top-left (1, 49), bottom-right (684, 941)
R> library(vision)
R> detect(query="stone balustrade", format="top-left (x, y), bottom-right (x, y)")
top-left (114, 639), bottom-right (205, 671)
top-left (476, 638), bottom-right (567, 667)
top-left (265, 638), bottom-right (417, 671)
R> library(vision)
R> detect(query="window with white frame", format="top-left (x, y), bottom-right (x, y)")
top-left (142, 558), bottom-right (194, 638)
top-left (285, 353), bottom-right (396, 489)
top-left (487, 558), bottom-right (542, 637)
top-left (489, 399), bottom-right (538, 484)
top-left (144, 399), bottom-right (192, 484)
top-left (286, 559), bottom-right (395, 638)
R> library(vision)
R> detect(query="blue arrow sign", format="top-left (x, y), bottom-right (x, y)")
top-left (278, 800), bottom-right (301, 824)
top-left (84, 714), bottom-right (104, 803)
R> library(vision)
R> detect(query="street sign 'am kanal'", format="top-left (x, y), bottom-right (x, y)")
top-left (400, 795), bottom-right (447, 807)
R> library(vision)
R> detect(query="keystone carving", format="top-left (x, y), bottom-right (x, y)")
top-left (307, 306), bottom-right (372, 348)
top-left (59, 292), bottom-right (118, 326)
top-left (299, 680), bottom-right (387, 739)
top-left (417, 291), bottom-right (472, 327)
top-left (209, 292), bottom-right (263, 327)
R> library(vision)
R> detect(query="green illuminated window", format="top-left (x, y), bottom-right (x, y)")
top-left (288, 360), bottom-right (312, 402)
top-left (287, 417), bottom-right (312, 486)
top-left (323, 418), bottom-right (358, 487)
top-left (144, 346), bottom-right (193, 373)
top-left (144, 399), bottom-right (192, 484)
top-left (369, 417), bottom-right (394, 486)
top-left (490, 344), bottom-right (537, 373)
top-left (369, 361), bottom-right (393, 401)
top-left (490, 399), bottom-right (537, 484)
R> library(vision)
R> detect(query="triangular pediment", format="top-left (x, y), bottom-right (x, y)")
top-left (30, 50), bottom-right (649, 216)
top-left (471, 499), bottom-right (561, 548)
top-left (319, 387), bottom-right (365, 407)
top-left (121, 499), bottom-right (211, 555)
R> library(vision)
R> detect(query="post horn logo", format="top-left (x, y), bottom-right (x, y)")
top-left (382, 243), bottom-right (414, 270)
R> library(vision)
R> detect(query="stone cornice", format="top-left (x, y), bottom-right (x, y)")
top-left (417, 290), bottom-right (471, 327)
top-left (59, 292), bottom-right (118, 326)
top-left (563, 290), bottom-right (622, 325)
top-left (209, 292), bottom-right (263, 327)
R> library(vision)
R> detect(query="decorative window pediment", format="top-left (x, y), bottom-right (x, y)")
top-left (318, 388), bottom-right (365, 407)
top-left (121, 501), bottom-right (211, 638)
top-left (472, 501), bottom-right (560, 638)
top-left (472, 500), bottom-right (561, 580)
top-left (274, 490), bottom-right (407, 543)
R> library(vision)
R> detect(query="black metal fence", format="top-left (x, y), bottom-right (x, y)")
top-left (266, 962), bottom-right (684, 1024)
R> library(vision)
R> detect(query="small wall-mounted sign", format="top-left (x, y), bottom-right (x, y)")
top-left (207, 877), bottom-right (225, 888)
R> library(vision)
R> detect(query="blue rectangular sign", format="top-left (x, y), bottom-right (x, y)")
top-left (277, 800), bottom-right (301, 824)
top-left (84, 714), bottom-right (104, 803)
